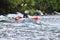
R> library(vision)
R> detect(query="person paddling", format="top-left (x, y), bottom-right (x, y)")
top-left (23, 10), bottom-right (29, 18)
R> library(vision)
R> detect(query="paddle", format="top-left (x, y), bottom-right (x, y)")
top-left (15, 16), bottom-right (39, 21)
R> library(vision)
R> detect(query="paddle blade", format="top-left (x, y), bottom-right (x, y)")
top-left (31, 17), bottom-right (38, 21)
top-left (15, 17), bottom-right (20, 20)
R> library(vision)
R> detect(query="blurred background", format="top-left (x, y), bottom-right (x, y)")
top-left (0, 0), bottom-right (60, 15)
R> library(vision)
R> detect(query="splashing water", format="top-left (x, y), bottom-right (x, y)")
top-left (0, 15), bottom-right (60, 40)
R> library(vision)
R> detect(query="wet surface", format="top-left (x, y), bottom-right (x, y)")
top-left (0, 16), bottom-right (60, 40)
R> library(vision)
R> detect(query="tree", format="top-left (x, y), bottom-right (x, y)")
top-left (0, 0), bottom-right (22, 14)
top-left (0, 0), bottom-right (60, 15)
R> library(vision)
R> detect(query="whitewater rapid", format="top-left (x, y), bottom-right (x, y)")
top-left (0, 15), bottom-right (60, 40)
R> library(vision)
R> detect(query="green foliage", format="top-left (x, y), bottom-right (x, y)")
top-left (8, 0), bottom-right (22, 8)
top-left (0, 0), bottom-right (22, 14)
top-left (29, 9), bottom-right (36, 15)
top-left (0, 0), bottom-right (60, 15)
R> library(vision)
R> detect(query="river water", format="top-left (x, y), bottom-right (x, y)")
top-left (0, 15), bottom-right (60, 40)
